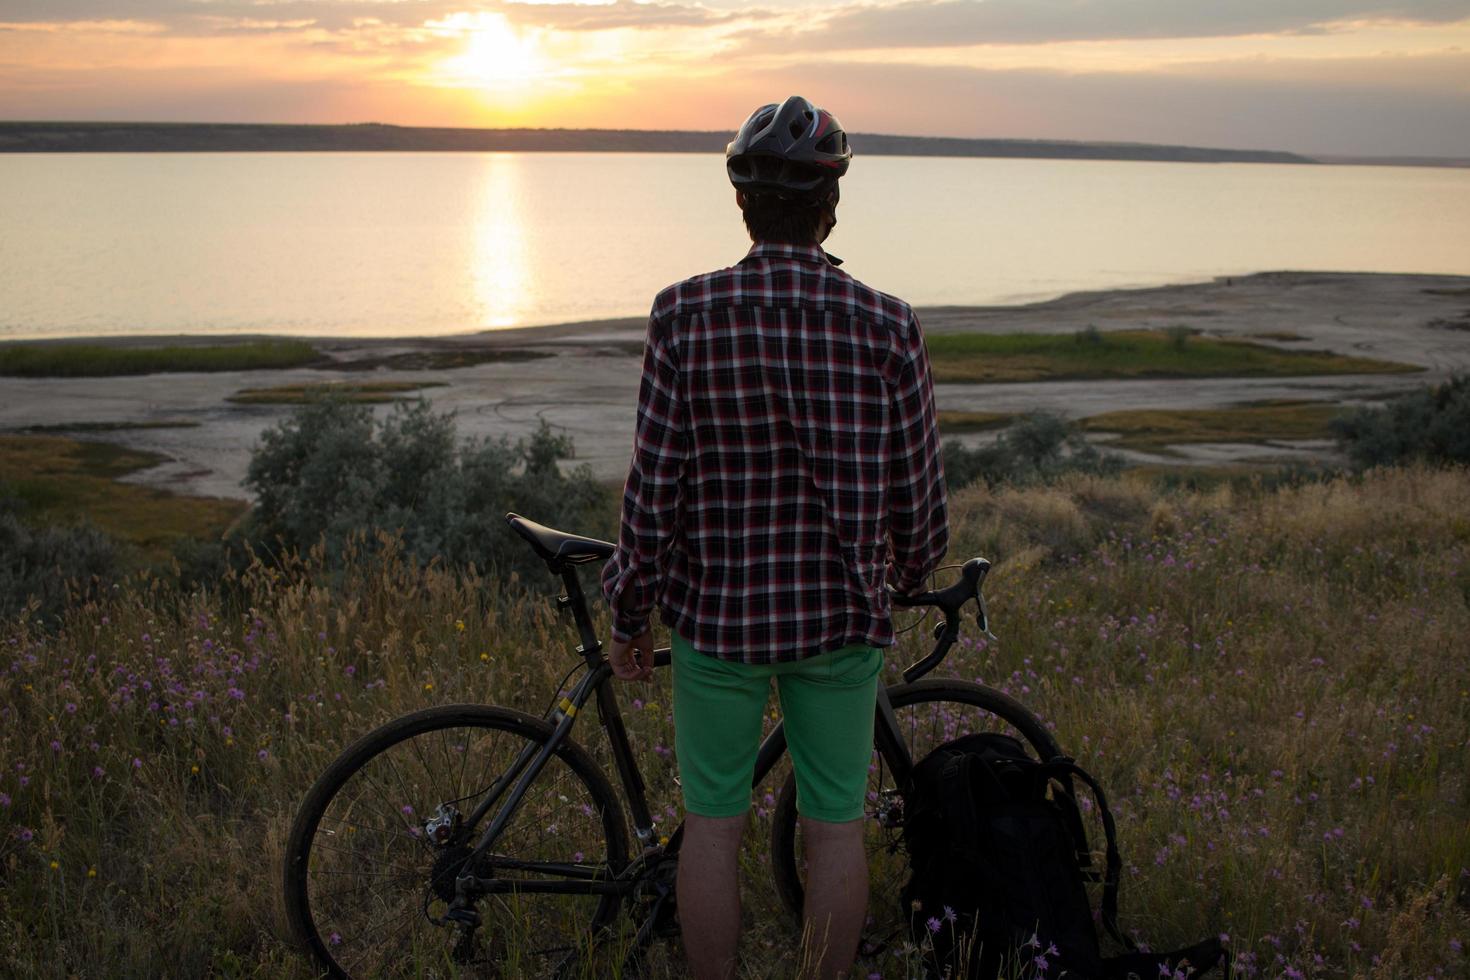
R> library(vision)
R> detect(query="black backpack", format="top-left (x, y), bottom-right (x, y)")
top-left (900, 732), bottom-right (1225, 979)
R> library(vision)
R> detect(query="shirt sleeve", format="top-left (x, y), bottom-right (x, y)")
top-left (887, 311), bottom-right (949, 595)
top-left (601, 307), bottom-right (686, 641)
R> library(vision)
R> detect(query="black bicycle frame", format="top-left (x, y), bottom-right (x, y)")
top-left (451, 557), bottom-right (978, 905)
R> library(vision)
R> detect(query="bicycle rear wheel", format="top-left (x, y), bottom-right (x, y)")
top-left (283, 704), bottom-right (629, 979)
top-left (769, 680), bottom-right (1063, 936)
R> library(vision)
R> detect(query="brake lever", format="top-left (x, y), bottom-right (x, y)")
top-left (975, 590), bottom-right (998, 644)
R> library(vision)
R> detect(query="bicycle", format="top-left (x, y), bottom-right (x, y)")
top-left (283, 513), bottom-right (1061, 978)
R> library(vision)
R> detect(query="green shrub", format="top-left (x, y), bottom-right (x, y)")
top-left (1330, 376), bottom-right (1470, 468)
top-left (0, 493), bottom-right (118, 621)
top-left (243, 398), bottom-right (613, 579)
top-left (943, 411), bottom-right (1121, 491)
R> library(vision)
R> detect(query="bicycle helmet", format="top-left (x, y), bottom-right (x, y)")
top-left (726, 96), bottom-right (852, 199)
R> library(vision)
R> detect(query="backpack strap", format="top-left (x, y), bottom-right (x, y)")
top-left (1041, 759), bottom-right (1136, 953)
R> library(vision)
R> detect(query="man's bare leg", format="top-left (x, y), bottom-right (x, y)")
top-left (799, 816), bottom-right (868, 980)
top-left (677, 813), bottom-right (746, 980)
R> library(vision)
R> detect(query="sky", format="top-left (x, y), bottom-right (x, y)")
top-left (2, 0), bottom-right (1469, 156)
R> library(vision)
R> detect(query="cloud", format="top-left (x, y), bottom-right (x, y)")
top-left (0, 0), bottom-right (746, 34)
top-left (736, 0), bottom-right (1470, 51)
top-left (744, 51), bottom-right (1470, 156)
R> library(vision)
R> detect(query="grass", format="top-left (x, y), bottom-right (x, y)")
top-left (1243, 331), bottom-right (1308, 342)
top-left (0, 466), bottom-right (1467, 977)
top-left (334, 348), bottom-right (556, 372)
top-left (1080, 402), bottom-right (1341, 451)
top-left (0, 340), bottom-right (319, 377)
top-left (15, 421), bottom-right (201, 434)
top-left (923, 329), bottom-right (1418, 384)
top-left (936, 410), bottom-right (1013, 433)
top-left (0, 434), bottom-right (245, 562)
top-left (226, 381), bottom-right (445, 405)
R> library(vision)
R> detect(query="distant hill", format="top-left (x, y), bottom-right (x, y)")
top-left (0, 121), bottom-right (1317, 165)
top-left (1314, 154), bottom-right (1470, 169)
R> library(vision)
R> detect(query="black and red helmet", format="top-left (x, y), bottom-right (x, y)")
top-left (726, 96), bottom-right (852, 199)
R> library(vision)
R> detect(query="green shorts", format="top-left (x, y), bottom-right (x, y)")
top-left (670, 633), bottom-right (882, 823)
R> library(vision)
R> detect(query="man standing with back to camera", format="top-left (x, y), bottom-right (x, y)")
top-left (602, 96), bottom-right (948, 980)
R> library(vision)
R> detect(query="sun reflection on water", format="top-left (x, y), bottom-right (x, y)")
top-left (470, 155), bottom-right (531, 329)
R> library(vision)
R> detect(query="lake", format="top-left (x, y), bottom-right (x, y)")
top-left (1, 152), bottom-right (1468, 341)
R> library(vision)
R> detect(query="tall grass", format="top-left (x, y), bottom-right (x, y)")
top-left (1, 469), bottom-right (1466, 978)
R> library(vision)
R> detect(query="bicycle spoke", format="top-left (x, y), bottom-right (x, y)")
top-left (286, 706), bottom-right (627, 979)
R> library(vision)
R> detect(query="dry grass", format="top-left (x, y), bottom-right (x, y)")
top-left (0, 434), bottom-right (245, 561)
top-left (1, 468), bottom-right (1467, 978)
top-left (1080, 402), bottom-right (1340, 450)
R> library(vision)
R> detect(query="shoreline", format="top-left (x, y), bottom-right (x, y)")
top-left (6, 268), bottom-right (1468, 352)
top-left (4, 270), bottom-right (1468, 500)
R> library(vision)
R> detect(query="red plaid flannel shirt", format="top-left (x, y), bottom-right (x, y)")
top-left (602, 242), bottom-right (948, 664)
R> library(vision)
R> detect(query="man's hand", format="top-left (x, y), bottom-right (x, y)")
top-left (608, 628), bottom-right (655, 682)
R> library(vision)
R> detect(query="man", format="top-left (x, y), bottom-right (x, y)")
top-left (602, 95), bottom-right (947, 980)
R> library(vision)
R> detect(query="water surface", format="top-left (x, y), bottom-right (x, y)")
top-left (2, 153), bottom-right (1467, 340)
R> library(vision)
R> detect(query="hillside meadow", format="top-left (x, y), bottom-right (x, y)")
top-left (1, 467), bottom-right (1467, 978)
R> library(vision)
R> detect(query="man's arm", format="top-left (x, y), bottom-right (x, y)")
top-left (888, 311), bottom-right (948, 594)
top-left (601, 310), bottom-right (686, 642)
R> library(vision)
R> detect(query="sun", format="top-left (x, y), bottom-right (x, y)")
top-left (438, 13), bottom-right (545, 89)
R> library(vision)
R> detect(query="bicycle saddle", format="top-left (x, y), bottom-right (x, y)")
top-left (505, 513), bottom-right (616, 567)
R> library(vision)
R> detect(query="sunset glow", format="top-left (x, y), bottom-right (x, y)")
top-left (2, 2), bottom-right (1469, 155)
top-left (434, 13), bottom-right (546, 90)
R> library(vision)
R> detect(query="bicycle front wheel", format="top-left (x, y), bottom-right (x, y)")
top-left (769, 679), bottom-right (1063, 928)
top-left (283, 704), bottom-right (629, 979)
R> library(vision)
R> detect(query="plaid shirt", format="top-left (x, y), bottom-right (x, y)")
top-left (602, 242), bottom-right (948, 664)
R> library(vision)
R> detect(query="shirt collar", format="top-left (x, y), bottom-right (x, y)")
top-left (742, 242), bottom-right (843, 267)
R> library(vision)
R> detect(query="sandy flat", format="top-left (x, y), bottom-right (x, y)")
top-left (2, 271), bottom-right (1467, 500)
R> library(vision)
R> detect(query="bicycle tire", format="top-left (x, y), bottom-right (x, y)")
top-left (769, 679), bottom-right (1063, 924)
top-left (283, 703), bottom-right (629, 979)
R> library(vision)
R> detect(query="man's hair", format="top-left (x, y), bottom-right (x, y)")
top-left (740, 186), bottom-right (836, 244)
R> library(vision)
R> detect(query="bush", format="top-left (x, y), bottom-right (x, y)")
top-left (0, 493), bottom-right (118, 621)
top-left (943, 412), bottom-right (1121, 492)
top-left (243, 398), bottom-right (613, 580)
top-left (1330, 376), bottom-right (1470, 469)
